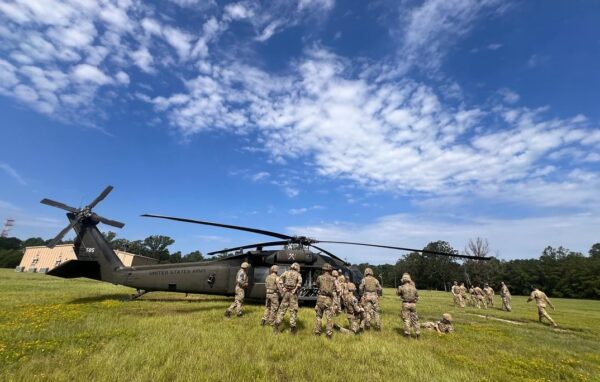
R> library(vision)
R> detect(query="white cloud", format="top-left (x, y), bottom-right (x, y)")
top-left (289, 205), bottom-right (324, 215)
top-left (399, 0), bottom-right (504, 70)
top-left (0, 163), bottom-right (27, 185)
top-left (498, 87), bottom-right (520, 104)
top-left (487, 43), bottom-right (502, 50)
top-left (72, 64), bottom-right (112, 85)
top-left (251, 171), bottom-right (270, 181)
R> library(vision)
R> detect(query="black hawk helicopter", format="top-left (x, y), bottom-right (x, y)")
top-left (41, 186), bottom-right (491, 301)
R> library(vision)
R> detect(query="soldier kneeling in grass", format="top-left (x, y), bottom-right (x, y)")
top-left (422, 313), bottom-right (454, 334)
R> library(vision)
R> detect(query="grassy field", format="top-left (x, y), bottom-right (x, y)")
top-left (1, 269), bottom-right (599, 382)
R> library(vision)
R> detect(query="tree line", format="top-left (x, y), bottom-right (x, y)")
top-left (2, 234), bottom-right (599, 299)
top-left (357, 239), bottom-right (600, 300)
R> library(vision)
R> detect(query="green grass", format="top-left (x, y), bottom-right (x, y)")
top-left (1, 269), bottom-right (599, 382)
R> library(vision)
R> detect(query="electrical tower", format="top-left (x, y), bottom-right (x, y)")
top-left (1, 218), bottom-right (15, 238)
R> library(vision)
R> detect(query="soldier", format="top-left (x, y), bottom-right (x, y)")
top-left (314, 263), bottom-right (336, 339)
top-left (332, 270), bottom-right (341, 315)
top-left (459, 283), bottom-right (468, 307)
top-left (483, 283), bottom-right (495, 308)
top-left (527, 286), bottom-right (558, 327)
top-left (500, 281), bottom-right (512, 312)
top-left (341, 277), bottom-right (364, 334)
top-left (397, 272), bottom-right (420, 338)
top-left (261, 265), bottom-right (280, 326)
top-left (422, 313), bottom-right (454, 334)
top-left (467, 286), bottom-right (476, 307)
top-left (274, 262), bottom-right (302, 334)
top-left (359, 267), bottom-right (382, 331)
top-left (473, 284), bottom-right (487, 309)
top-left (225, 261), bottom-right (249, 318)
top-left (451, 281), bottom-right (464, 308)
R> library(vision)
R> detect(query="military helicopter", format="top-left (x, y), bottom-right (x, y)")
top-left (41, 186), bottom-right (491, 302)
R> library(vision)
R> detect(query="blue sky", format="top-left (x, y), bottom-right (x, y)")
top-left (1, 0), bottom-right (599, 263)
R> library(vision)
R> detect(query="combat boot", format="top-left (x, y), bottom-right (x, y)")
top-left (326, 333), bottom-right (332, 340)
top-left (224, 310), bottom-right (231, 318)
top-left (291, 326), bottom-right (298, 335)
top-left (260, 318), bottom-right (266, 326)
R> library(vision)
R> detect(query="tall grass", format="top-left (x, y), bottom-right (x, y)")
top-left (1, 269), bottom-right (598, 381)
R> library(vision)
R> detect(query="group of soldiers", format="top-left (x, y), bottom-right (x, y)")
top-left (450, 280), bottom-right (558, 327)
top-left (224, 262), bottom-right (557, 339)
top-left (224, 261), bottom-right (453, 338)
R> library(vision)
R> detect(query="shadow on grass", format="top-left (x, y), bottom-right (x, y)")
top-left (69, 294), bottom-right (130, 304)
top-left (122, 305), bottom-right (226, 317)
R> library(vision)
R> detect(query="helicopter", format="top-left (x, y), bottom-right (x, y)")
top-left (40, 186), bottom-right (491, 302)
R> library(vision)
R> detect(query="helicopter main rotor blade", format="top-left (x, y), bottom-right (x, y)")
top-left (309, 244), bottom-right (348, 265)
top-left (40, 198), bottom-right (78, 213)
top-left (316, 241), bottom-right (492, 261)
top-left (141, 214), bottom-right (293, 241)
top-left (88, 185), bottom-right (114, 209)
top-left (94, 214), bottom-right (125, 229)
top-left (207, 240), bottom-right (290, 256)
top-left (47, 219), bottom-right (79, 248)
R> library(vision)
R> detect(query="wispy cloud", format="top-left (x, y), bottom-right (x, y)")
top-left (288, 205), bottom-right (324, 215)
top-left (0, 162), bottom-right (27, 185)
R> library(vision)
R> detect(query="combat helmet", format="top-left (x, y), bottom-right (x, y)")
top-left (364, 267), bottom-right (373, 276)
top-left (270, 265), bottom-right (279, 273)
top-left (322, 263), bottom-right (333, 271)
top-left (332, 270), bottom-right (339, 277)
top-left (290, 262), bottom-right (300, 271)
top-left (338, 275), bottom-right (345, 282)
top-left (241, 262), bottom-right (250, 269)
top-left (442, 313), bottom-right (453, 323)
top-left (401, 272), bottom-right (412, 283)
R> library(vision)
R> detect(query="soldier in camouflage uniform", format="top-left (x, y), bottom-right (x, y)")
top-left (527, 286), bottom-right (558, 327)
top-left (359, 267), bottom-right (382, 331)
top-left (500, 281), bottom-right (512, 312)
top-left (274, 262), bottom-right (303, 334)
top-left (341, 277), bottom-right (364, 334)
top-left (397, 273), bottom-right (420, 338)
top-left (314, 263), bottom-right (336, 339)
top-left (261, 265), bottom-right (280, 326)
top-left (451, 281), bottom-right (464, 308)
top-left (459, 283), bottom-right (468, 307)
top-left (225, 262), bottom-right (249, 318)
top-left (483, 283), bottom-right (495, 308)
top-left (473, 284), bottom-right (487, 309)
top-left (467, 286), bottom-right (476, 307)
top-left (332, 270), bottom-right (341, 315)
top-left (422, 313), bottom-right (454, 334)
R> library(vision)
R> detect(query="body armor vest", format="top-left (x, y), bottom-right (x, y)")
top-left (318, 274), bottom-right (335, 295)
top-left (265, 274), bottom-right (278, 291)
top-left (363, 276), bottom-right (378, 292)
top-left (283, 270), bottom-right (300, 289)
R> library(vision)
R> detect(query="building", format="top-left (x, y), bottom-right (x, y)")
top-left (16, 244), bottom-right (158, 273)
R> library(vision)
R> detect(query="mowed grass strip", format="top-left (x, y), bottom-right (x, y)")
top-left (1, 269), bottom-right (599, 382)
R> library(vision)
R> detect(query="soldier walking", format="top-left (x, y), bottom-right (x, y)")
top-left (451, 281), bottom-right (464, 308)
top-left (467, 286), bottom-right (476, 307)
top-left (225, 261), bottom-right (249, 318)
top-left (261, 265), bottom-right (280, 326)
top-left (473, 284), bottom-right (487, 309)
top-left (527, 286), bottom-right (558, 327)
top-left (359, 267), bottom-right (382, 330)
top-left (332, 270), bottom-right (341, 315)
top-left (483, 283), bottom-right (495, 308)
top-left (341, 276), bottom-right (363, 334)
top-left (397, 273), bottom-right (420, 338)
top-left (274, 262), bottom-right (302, 334)
top-left (314, 263), bottom-right (336, 339)
top-left (500, 281), bottom-right (512, 312)
top-left (459, 283), bottom-right (468, 307)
